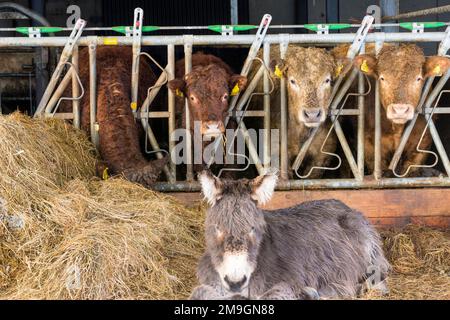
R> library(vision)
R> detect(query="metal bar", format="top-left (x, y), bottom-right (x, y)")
top-left (88, 42), bottom-right (99, 148)
top-left (44, 68), bottom-right (73, 114)
top-left (279, 35), bottom-right (289, 180)
top-left (184, 36), bottom-right (194, 181)
top-left (423, 107), bottom-right (450, 113)
top-left (263, 41), bottom-right (271, 167)
top-left (139, 66), bottom-right (173, 181)
top-left (167, 44), bottom-right (176, 182)
top-left (380, 0), bottom-right (399, 32)
top-left (130, 8), bottom-right (143, 115)
top-left (357, 53), bottom-right (365, 177)
top-left (34, 19), bottom-right (86, 117)
top-left (6, 32), bottom-right (450, 48)
top-left (382, 4), bottom-right (450, 21)
top-left (427, 119), bottom-right (450, 176)
top-left (72, 45), bottom-right (80, 129)
top-left (153, 177), bottom-right (450, 192)
top-left (230, 0), bottom-right (238, 25)
top-left (374, 41), bottom-right (383, 180)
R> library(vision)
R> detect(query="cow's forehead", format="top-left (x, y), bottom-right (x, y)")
top-left (287, 47), bottom-right (335, 80)
top-left (377, 45), bottom-right (425, 75)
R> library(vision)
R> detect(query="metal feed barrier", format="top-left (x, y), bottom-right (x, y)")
top-left (3, 8), bottom-right (450, 192)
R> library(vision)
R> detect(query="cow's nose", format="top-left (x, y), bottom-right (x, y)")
top-left (202, 121), bottom-right (225, 135)
top-left (303, 109), bottom-right (322, 121)
top-left (224, 275), bottom-right (247, 292)
top-left (392, 104), bottom-right (410, 115)
top-left (208, 114), bottom-right (218, 121)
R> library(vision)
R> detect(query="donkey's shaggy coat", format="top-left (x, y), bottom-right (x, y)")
top-left (191, 170), bottom-right (390, 299)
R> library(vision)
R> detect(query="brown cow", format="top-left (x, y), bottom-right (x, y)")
top-left (62, 47), bottom-right (168, 187)
top-left (336, 44), bottom-right (450, 176)
top-left (249, 46), bottom-right (345, 179)
top-left (168, 52), bottom-right (247, 171)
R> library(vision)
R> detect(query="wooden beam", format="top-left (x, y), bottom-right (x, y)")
top-left (171, 188), bottom-right (450, 228)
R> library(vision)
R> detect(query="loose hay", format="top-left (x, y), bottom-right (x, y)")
top-left (0, 113), bottom-right (204, 299)
top-left (363, 225), bottom-right (450, 300)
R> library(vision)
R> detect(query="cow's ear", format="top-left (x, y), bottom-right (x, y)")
top-left (269, 59), bottom-right (287, 78)
top-left (334, 57), bottom-right (352, 78)
top-left (229, 75), bottom-right (248, 95)
top-left (168, 78), bottom-right (186, 97)
top-left (353, 54), bottom-right (377, 76)
top-left (423, 56), bottom-right (450, 78)
top-left (198, 170), bottom-right (223, 206)
top-left (250, 168), bottom-right (278, 206)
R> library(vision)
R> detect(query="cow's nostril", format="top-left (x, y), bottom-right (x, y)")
top-left (303, 109), bottom-right (321, 120)
top-left (303, 110), bottom-right (310, 119)
top-left (224, 275), bottom-right (247, 292)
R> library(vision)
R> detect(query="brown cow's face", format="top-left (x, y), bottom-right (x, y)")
top-left (355, 45), bottom-right (450, 125)
top-left (169, 65), bottom-right (247, 136)
top-left (272, 48), bottom-right (340, 128)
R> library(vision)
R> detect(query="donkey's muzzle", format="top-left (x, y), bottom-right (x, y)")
top-left (224, 275), bottom-right (247, 293)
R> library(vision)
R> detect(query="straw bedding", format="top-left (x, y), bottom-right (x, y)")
top-left (0, 112), bottom-right (448, 300)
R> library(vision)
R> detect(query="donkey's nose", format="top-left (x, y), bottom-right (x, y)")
top-left (224, 275), bottom-right (247, 292)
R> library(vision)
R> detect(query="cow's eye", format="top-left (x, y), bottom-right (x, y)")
top-left (416, 76), bottom-right (423, 82)
top-left (190, 95), bottom-right (196, 101)
top-left (222, 93), bottom-right (229, 101)
top-left (379, 76), bottom-right (385, 81)
top-left (290, 79), bottom-right (297, 85)
top-left (325, 78), bottom-right (331, 84)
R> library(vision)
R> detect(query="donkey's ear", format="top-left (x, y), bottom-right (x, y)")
top-left (250, 168), bottom-right (278, 205)
top-left (198, 170), bottom-right (223, 206)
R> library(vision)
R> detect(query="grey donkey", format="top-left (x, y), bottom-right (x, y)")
top-left (190, 169), bottom-right (390, 300)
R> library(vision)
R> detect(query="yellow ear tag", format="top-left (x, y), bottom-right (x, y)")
top-left (335, 64), bottom-right (344, 77)
top-left (274, 65), bottom-right (283, 78)
top-left (231, 84), bottom-right (240, 96)
top-left (433, 65), bottom-right (442, 75)
top-left (361, 60), bottom-right (370, 73)
top-left (175, 89), bottom-right (184, 97)
top-left (102, 167), bottom-right (109, 180)
top-left (130, 102), bottom-right (137, 111)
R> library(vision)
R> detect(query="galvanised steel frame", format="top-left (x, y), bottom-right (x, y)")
top-left (3, 15), bottom-right (450, 192)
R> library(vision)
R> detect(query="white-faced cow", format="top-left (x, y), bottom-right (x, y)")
top-left (190, 169), bottom-right (390, 300)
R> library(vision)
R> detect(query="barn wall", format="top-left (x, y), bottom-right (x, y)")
top-left (172, 189), bottom-right (450, 228)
